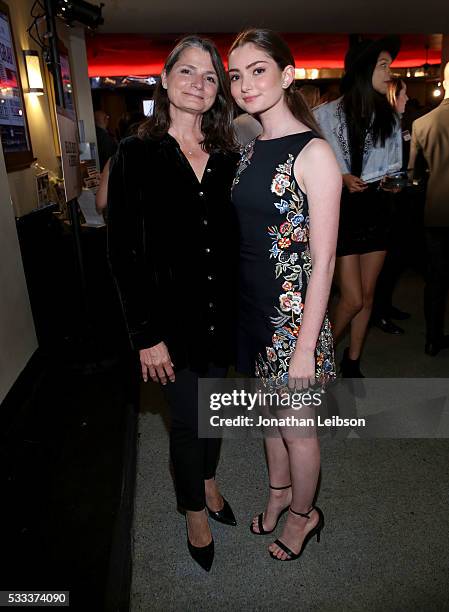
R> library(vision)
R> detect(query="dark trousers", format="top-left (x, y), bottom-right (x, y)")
top-left (424, 228), bottom-right (449, 342)
top-left (373, 190), bottom-right (422, 319)
top-left (373, 245), bottom-right (408, 318)
top-left (162, 365), bottom-right (226, 511)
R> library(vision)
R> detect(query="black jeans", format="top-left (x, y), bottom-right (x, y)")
top-left (373, 190), bottom-right (421, 319)
top-left (424, 228), bottom-right (449, 342)
top-left (162, 365), bottom-right (227, 511)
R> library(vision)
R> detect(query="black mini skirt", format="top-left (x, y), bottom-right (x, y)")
top-left (337, 181), bottom-right (392, 257)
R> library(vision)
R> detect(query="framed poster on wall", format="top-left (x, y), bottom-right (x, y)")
top-left (0, 0), bottom-right (34, 172)
top-left (58, 40), bottom-right (75, 118)
top-left (56, 107), bottom-right (82, 203)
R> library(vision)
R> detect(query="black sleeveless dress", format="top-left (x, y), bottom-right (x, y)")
top-left (232, 132), bottom-right (336, 390)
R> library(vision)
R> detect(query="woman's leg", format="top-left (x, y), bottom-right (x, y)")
top-left (268, 413), bottom-right (321, 559)
top-left (202, 365), bottom-right (229, 511)
top-left (332, 254), bottom-right (363, 343)
top-left (250, 435), bottom-right (292, 533)
top-left (349, 250), bottom-right (386, 359)
top-left (164, 369), bottom-right (207, 510)
top-left (203, 439), bottom-right (223, 510)
top-left (164, 368), bottom-right (212, 547)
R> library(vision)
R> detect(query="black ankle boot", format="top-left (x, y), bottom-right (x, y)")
top-left (340, 348), bottom-right (365, 378)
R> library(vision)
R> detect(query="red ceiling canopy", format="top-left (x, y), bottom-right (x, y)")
top-left (86, 33), bottom-right (442, 77)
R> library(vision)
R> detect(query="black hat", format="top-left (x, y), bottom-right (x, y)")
top-left (342, 35), bottom-right (401, 90)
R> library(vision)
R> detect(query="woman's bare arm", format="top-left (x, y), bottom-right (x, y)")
top-left (289, 138), bottom-right (342, 387)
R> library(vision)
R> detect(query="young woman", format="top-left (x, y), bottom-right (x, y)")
top-left (229, 29), bottom-right (341, 561)
top-left (107, 36), bottom-right (238, 572)
top-left (314, 37), bottom-right (402, 376)
top-left (372, 77), bottom-right (411, 333)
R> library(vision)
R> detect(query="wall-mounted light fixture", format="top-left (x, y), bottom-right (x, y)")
top-left (23, 50), bottom-right (44, 95)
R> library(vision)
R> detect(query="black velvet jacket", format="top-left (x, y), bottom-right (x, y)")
top-left (107, 134), bottom-right (239, 372)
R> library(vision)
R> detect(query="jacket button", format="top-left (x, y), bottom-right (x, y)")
top-left (205, 247), bottom-right (211, 253)
top-left (208, 302), bottom-right (214, 308)
top-left (203, 219), bottom-right (208, 225)
top-left (199, 191), bottom-right (204, 197)
top-left (206, 168), bottom-right (212, 173)
top-left (209, 325), bottom-right (215, 332)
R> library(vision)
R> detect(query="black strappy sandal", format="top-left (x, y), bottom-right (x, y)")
top-left (249, 484), bottom-right (291, 535)
top-left (269, 506), bottom-right (324, 561)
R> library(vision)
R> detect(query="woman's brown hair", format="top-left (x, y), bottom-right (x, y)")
top-left (229, 29), bottom-right (322, 135)
top-left (138, 36), bottom-right (236, 152)
top-left (387, 77), bottom-right (405, 109)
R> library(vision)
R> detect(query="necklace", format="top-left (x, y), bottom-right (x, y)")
top-left (185, 143), bottom-right (200, 156)
top-left (169, 130), bottom-right (202, 156)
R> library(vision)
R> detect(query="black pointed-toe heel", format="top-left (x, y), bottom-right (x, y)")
top-left (269, 506), bottom-right (324, 561)
top-left (250, 483), bottom-right (291, 535)
top-left (207, 497), bottom-right (237, 526)
top-left (185, 517), bottom-right (214, 572)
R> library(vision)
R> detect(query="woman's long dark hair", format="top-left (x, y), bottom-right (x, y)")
top-left (342, 54), bottom-right (398, 175)
top-left (229, 29), bottom-right (322, 135)
top-left (138, 36), bottom-right (236, 153)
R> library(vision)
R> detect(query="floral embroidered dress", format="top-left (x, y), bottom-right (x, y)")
top-left (232, 132), bottom-right (335, 390)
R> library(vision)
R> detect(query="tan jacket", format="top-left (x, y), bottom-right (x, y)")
top-left (410, 99), bottom-right (449, 227)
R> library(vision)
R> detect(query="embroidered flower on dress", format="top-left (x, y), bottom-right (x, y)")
top-left (279, 293), bottom-right (292, 312)
top-left (275, 199), bottom-right (289, 214)
top-left (234, 145), bottom-right (335, 390)
top-left (279, 291), bottom-right (303, 313)
top-left (279, 221), bottom-right (292, 235)
top-left (272, 333), bottom-right (283, 349)
top-left (257, 152), bottom-right (336, 390)
top-left (277, 160), bottom-right (293, 176)
top-left (266, 347), bottom-right (277, 362)
top-left (291, 227), bottom-right (307, 242)
top-left (278, 237), bottom-right (291, 249)
top-left (288, 213), bottom-right (304, 227)
top-left (291, 293), bottom-right (303, 315)
top-left (323, 359), bottom-right (333, 372)
top-left (271, 173), bottom-right (290, 196)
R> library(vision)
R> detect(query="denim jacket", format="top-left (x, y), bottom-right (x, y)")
top-left (313, 97), bottom-right (402, 183)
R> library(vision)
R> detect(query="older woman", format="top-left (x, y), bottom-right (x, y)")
top-left (107, 36), bottom-right (238, 572)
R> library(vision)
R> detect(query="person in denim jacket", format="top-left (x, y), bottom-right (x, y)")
top-left (314, 36), bottom-right (402, 377)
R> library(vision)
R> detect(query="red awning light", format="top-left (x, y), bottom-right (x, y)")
top-left (86, 33), bottom-right (442, 77)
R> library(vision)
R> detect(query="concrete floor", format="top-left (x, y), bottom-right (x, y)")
top-left (131, 271), bottom-right (449, 611)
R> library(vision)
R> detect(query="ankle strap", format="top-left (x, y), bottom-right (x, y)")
top-left (269, 483), bottom-right (291, 490)
top-left (290, 507), bottom-right (314, 518)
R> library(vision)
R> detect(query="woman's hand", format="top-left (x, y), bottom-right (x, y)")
top-left (139, 342), bottom-right (175, 385)
top-left (288, 347), bottom-right (316, 391)
top-left (342, 173), bottom-right (368, 193)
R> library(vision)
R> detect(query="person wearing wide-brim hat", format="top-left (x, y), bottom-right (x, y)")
top-left (314, 35), bottom-right (402, 377)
